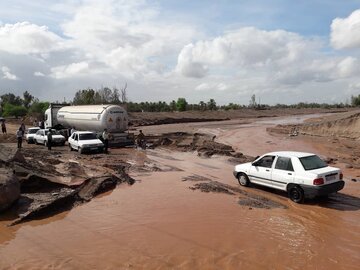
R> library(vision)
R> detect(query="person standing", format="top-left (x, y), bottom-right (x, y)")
top-left (47, 130), bottom-right (53, 150)
top-left (1, 121), bottom-right (6, 134)
top-left (16, 127), bottom-right (23, 148)
top-left (102, 128), bottom-right (109, 154)
top-left (70, 127), bottom-right (76, 135)
top-left (136, 130), bottom-right (146, 149)
top-left (20, 122), bottom-right (26, 136)
top-left (33, 119), bottom-right (38, 127)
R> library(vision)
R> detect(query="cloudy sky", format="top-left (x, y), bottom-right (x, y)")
top-left (1, 0), bottom-right (360, 105)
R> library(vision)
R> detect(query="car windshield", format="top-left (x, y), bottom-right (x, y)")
top-left (299, 155), bottom-right (327, 170)
top-left (28, 129), bottom-right (39, 134)
top-left (45, 129), bottom-right (60, 135)
top-left (79, 133), bottom-right (97, 140)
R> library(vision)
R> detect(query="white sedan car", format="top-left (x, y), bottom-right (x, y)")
top-left (34, 129), bottom-right (66, 146)
top-left (233, 151), bottom-right (345, 203)
top-left (68, 131), bottom-right (104, 154)
top-left (25, 127), bottom-right (40, 143)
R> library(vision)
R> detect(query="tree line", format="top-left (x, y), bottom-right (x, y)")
top-left (1, 88), bottom-right (360, 119)
top-left (0, 91), bottom-right (49, 119)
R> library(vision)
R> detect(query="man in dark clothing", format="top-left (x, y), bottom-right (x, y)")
top-left (47, 130), bottom-right (53, 150)
top-left (136, 130), bottom-right (146, 149)
top-left (1, 121), bottom-right (6, 134)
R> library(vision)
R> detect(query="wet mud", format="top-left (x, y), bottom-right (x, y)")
top-left (0, 112), bottom-right (360, 269)
top-left (188, 177), bottom-right (287, 209)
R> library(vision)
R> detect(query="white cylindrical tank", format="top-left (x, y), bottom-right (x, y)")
top-left (57, 105), bottom-right (128, 133)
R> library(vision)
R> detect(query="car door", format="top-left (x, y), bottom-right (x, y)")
top-left (39, 130), bottom-right (45, 144)
top-left (73, 133), bottom-right (80, 150)
top-left (68, 133), bottom-right (75, 149)
top-left (248, 155), bottom-right (275, 188)
top-left (271, 156), bottom-right (295, 191)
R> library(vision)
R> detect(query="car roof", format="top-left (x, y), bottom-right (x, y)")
top-left (75, 131), bottom-right (96, 134)
top-left (266, 151), bottom-right (315, 158)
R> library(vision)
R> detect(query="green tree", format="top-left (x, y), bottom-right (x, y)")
top-left (207, 99), bottom-right (217, 110)
top-left (351, 95), bottom-right (360, 106)
top-left (249, 94), bottom-right (257, 108)
top-left (23, 91), bottom-right (34, 108)
top-left (2, 103), bottom-right (27, 118)
top-left (176, 98), bottom-right (188, 111)
top-left (170, 100), bottom-right (176, 111)
top-left (0, 93), bottom-right (22, 107)
top-left (199, 101), bottom-right (206, 111)
top-left (28, 101), bottom-right (49, 115)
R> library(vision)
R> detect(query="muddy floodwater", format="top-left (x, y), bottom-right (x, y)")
top-left (1, 115), bottom-right (360, 269)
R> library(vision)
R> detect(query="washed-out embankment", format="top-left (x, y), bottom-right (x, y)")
top-left (0, 131), bottom-right (257, 225)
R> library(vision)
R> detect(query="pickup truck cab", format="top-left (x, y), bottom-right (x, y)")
top-left (68, 131), bottom-right (104, 154)
top-left (233, 151), bottom-right (344, 203)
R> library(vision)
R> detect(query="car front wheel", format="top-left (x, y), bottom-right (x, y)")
top-left (78, 147), bottom-right (83, 154)
top-left (288, 186), bottom-right (304, 203)
top-left (237, 173), bottom-right (250, 187)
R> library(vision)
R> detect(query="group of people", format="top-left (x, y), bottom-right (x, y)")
top-left (33, 119), bottom-right (45, 129)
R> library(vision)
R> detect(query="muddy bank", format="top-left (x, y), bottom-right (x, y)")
top-left (149, 132), bottom-right (254, 162)
top-left (128, 108), bottom-right (351, 127)
top-left (267, 110), bottom-right (360, 171)
top-left (187, 176), bottom-right (287, 209)
top-left (0, 144), bottom-right (135, 226)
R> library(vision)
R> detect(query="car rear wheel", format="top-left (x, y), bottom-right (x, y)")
top-left (288, 186), bottom-right (304, 203)
top-left (237, 173), bottom-right (250, 187)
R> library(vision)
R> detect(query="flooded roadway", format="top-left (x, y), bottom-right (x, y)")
top-left (1, 115), bottom-right (359, 269)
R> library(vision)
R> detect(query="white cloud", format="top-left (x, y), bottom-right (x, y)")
top-left (331, 9), bottom-right (360, 50)
top-left (195, 82), bottom-right (229, 91)
top-left (195, 83), bottom-right (211, 91)
top-left (176, 27), bottom-right (320, 79)
top-left (61, 0), bottom-right (196, 77)
top-left (34, 71), bottom-right (45, 77)
top-left (50, 61), bottom-right (89, 79)
top-left (1, 66), bottom-right (18, 80)
top-left (0, 22), bottom-right (65, 55)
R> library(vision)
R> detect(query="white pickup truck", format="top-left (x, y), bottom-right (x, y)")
top-left (233, 151), bottom-right (345, 203)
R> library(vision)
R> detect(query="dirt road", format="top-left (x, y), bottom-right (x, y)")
top-left (0, 114), bottom-right (359, 269)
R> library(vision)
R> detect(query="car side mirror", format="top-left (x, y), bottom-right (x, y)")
top-left (252, 161), bottom-right (258, 166)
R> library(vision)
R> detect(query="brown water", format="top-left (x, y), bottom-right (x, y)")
top-left (1, 115), bottom-right (360, 269)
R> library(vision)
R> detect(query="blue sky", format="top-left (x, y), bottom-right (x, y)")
top-left (1, 0), bottom-right (360, 105)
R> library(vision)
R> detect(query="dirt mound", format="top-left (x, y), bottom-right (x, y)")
top-left (150, 132), bottom-right (253, 159)
top-left (188, 179), bottom-right (287, 209)
top-left (0, 144), bottom-right (136, 225)
top-left (269, 112), bottom-right (360, 140)
top-left (299, 112), bottom-right (360, 139)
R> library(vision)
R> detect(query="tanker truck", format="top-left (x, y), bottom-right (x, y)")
top-left (44, 104), bottom-right (134, 146)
